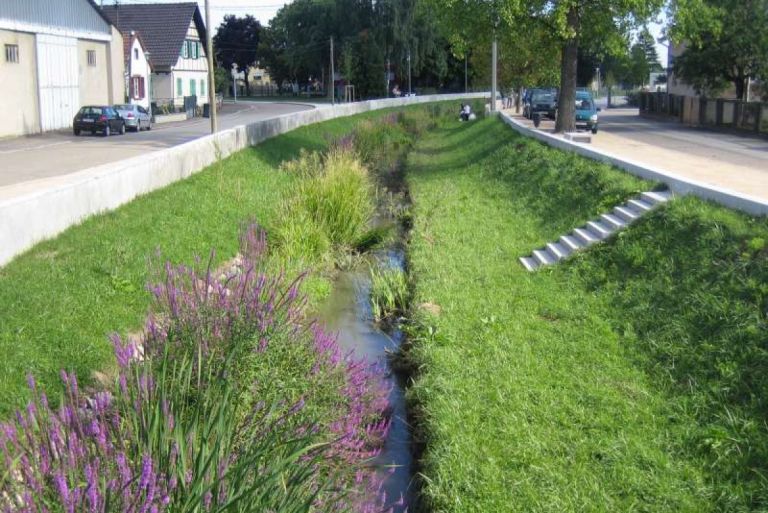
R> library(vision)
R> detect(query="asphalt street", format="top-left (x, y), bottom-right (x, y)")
top-left (0, 101), bottom-right (314, 188)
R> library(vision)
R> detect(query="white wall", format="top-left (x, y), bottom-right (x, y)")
top-left (170, 19), bottom-right (207, 106)
top-left (127, 37), bottom-right (150, 109)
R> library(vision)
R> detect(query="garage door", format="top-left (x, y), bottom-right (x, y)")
top-left (36, 34), bottom-right (79, 131)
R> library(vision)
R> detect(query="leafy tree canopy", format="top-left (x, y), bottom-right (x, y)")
top-left (213, 15), bottom-right (262, 95)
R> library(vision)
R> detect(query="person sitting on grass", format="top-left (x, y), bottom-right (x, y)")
top-left (460, 104), bottom-right (472, 122)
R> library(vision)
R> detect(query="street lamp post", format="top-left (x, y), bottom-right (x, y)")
top-left (407, 51), bottom-right (412, 96)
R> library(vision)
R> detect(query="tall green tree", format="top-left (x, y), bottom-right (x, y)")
top-left (512, 0), bottom-right (663, 132)
top-left (213, 15), bottom-right (262, 96)
top-left (669, 0), bottom-right (768, 99)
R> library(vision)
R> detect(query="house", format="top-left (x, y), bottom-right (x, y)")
top-left (124, 31), bottom-right (152, 110)
top-left (0, 0), bottom-right (124, 137)
top-left (102, 3), bottom-right (209, 110)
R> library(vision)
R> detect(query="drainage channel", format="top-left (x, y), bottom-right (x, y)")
top-left (317, 246), bottom-right (412, 512)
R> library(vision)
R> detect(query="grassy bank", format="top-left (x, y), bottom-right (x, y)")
top-left (405, 115), bottom-right (768, 511)
top-left (0, 105), bottom-right (434, 417)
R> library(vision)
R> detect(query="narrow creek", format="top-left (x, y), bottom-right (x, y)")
top-left (317, 243), bottom-right (413, 512)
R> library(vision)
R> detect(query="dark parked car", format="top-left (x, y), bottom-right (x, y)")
top-left (72, 106), bottom-right (125, 137)
top-left (523, 88), bottom-right (558, 119)
top-left (114, 104), bottom-right (152, 132)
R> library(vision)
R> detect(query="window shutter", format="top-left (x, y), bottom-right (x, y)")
top-left (182, 41), bottom-right (188, 59)
top-left (129, 77), bottom-right (135, 99)
top-left (139, 77), bottom-right (146, 99)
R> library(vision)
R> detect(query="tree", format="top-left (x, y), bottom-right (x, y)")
top-left (428, 0), bottom-right (560, 111)
top-left (510, 0), bottom-right (663, 132)
top-left (214, 15), bottom-right (262, 96)
top-left (670, 0), bottom-right (768, 100)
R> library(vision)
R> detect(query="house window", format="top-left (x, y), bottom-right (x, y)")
top-left (181, 41), bottom-right (188, 59)
top-left (5, 44), bottom-right (19, 63)
top-left (131, 76), bottom-right (145, 100)
top-left (177, 77), bottom-right (183, 96)
top-left (200, 78), bottom-right (205, 97)
top-left (190, 40), bottom-right (198, 59)
top-left (134, 48), bottom-right (139, 60)
top-left (189, 78), bottom-right (196, 96)
top-left (87, 50), bottom-right (96, 66)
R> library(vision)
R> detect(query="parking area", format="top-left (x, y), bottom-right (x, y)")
top-left (0, 101), bottom-right (314, 189)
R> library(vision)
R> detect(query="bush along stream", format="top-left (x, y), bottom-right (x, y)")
top-left (0, 103), bottom-right (468, 512)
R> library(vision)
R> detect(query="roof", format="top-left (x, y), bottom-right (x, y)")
top-left (122, 31), bottom-right (152, 70)
top-left (0, 0), bottom-right (113, 37)
top-left (101, 2), bottom-right (207, 70)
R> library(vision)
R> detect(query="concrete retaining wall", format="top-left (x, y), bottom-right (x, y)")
top-left (0, 93), bottom-right (488, 267)
top-left (499, 112), bottom-right (768, 217)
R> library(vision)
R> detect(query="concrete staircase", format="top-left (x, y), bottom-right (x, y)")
top-left (520, 190), bottom-right (673, 271)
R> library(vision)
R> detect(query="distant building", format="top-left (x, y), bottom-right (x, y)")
top-left (0, 0), bottom-right (124, 137)
top-left (123, 31), bottom-right (152, 109)
top-left (102, 2), bottom-right (209, 109)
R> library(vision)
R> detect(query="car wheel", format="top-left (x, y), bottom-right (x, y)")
top-left (119, 123), bottom-right (126, 135)
top-left (591, 126), bottom-right (598, 134)
top-left (146, 121), bottom-right (152, 131)
top-left (73, 128), bottom-right (80, 136)
top-left (103, 125), bottom-right (110, 137)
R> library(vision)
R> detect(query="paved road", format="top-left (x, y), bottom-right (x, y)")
top-left (510, 108), bottom-right (768, 200)
top-left (0, 101), bottom-right (314, 189)
top-left (598, 109), bottom-right (768, 172)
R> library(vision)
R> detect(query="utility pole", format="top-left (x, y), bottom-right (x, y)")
top-left (491, 37), bottom-right (497, 112)
top-left (204, 0), bottom-right (217, 133)
top-left (330, 36), bottom-right (335, 105)
top-left (386, 57), bottom-right (390, 97)
top-left (407, 51), bottom-right (412, 96)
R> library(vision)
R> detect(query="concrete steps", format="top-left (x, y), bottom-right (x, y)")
top-left (519, 190), bottom-right (673, 271)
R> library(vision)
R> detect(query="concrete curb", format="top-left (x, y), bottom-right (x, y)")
top-left (499, 112), bottom-right (768, 217)
top-left (0, 93), bottom-right (488, 267)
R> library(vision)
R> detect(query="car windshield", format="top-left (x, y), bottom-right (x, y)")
top-left (79, 107), bottom-right (103, 115)
top-left (533, 93), bottom-right (554, 102)
top-left (576, 98), bottom-right (594, 110)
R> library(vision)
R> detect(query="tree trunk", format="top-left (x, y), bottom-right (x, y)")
top-left (607, 85), bottom-right (612, 108)
top-left (734, 75), bottom-right (746, 101)
top-left (555, 6), bottom-right (579, 133)
top-left (516, 86), bottom-right (523, 113)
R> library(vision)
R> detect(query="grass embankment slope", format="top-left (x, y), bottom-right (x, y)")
top-left (406, 116), bottom-right (768, 511)
top-left (0, 107), bottom-right (405, 417)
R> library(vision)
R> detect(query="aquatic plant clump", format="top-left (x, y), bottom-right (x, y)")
top-left (0, 225), bottom-right (395, 513)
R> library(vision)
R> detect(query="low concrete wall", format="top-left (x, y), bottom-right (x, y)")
top-left (499, 112), bottom-right (768, 217)
top-left (0, 93), bottom-right (488, 267)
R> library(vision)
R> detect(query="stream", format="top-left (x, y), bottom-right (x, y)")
top-left (318, 246), bottom-right (413, 513)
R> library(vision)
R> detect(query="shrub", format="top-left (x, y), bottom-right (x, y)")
top-left (276, 149), bottom-right (376, 263)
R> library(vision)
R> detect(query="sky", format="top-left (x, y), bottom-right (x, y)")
top-left (108, 0), bottom-right (669, 66)
top-left (108, 0), bottom-right (290, 29)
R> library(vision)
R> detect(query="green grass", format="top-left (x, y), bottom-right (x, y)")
top-left (405, 115), bottom-right (768, 511)
top-left (0, 107), bottom-right (424, 418)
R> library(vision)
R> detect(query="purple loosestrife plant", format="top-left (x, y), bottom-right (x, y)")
top-left (0, 224), bottom-right (394, 512)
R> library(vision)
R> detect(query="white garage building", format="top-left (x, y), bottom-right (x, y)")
top-left (0, 0), bottom-right (124, 137)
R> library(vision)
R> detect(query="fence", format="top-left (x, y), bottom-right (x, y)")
top-left (640, 92), bottom-right (768, 135)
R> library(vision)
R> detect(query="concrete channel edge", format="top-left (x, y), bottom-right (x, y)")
top-left (499, 112), bottom-right (768, 217)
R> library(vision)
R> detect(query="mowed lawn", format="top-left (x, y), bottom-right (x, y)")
top-left (0, 110), bottom-right (391, 417)
top-left (406, 116), bottom-right (768, 511)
